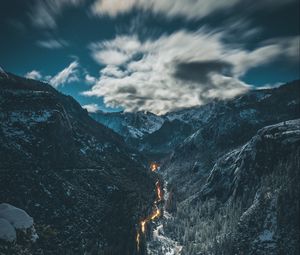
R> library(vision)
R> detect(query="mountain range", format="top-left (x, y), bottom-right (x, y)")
top-left (0, 69), bottom-right (299, 255)
top-left (91, 80), bottom-right (300, 255)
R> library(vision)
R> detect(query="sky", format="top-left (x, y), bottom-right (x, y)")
top-left (0, 0), bottom-right (299, 114)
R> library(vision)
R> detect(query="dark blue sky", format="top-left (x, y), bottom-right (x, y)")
top-left (1, 0), bottom-right (299, 114)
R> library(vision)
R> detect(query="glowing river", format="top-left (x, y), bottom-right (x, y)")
top-left (136, 162), bottom-right (162, 252)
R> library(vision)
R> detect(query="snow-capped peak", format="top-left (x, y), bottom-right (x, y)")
top-left (0, 66), bottom-right (9, 78)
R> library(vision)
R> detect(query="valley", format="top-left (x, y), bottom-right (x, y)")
top-left (91, 80), bottom-right (300, 254)
top-left (0, 71), bottom-right (299, 255)
top-left (1, 1), bottom-right (299, 254)
top-left (136, 163), bottom-right (162, 253)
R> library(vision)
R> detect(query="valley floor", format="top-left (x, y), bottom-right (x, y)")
top-left (147, 182), bottom-right (183, 255)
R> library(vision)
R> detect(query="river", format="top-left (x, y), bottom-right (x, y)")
top-left (136, 163), bottom-right (182, 255)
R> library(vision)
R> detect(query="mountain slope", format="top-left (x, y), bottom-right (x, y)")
top-left (165, 120), bottom-right (300, 255)
top-left (0, 72), bottom-right (155, 254)
top-left (162, 80), bottom-right (300, 201)
top-left (143, 81), bottom-right (299, 254)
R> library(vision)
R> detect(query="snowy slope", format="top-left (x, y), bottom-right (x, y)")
top-left (160, 120), bottom-right (300, 255)
top-left (91, 110), bottom-right (165, 139)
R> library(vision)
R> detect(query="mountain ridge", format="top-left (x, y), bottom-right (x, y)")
top-left (91, 80), bottom-right (300, 159)
top-left (0, 72), bottom-right (155, 254)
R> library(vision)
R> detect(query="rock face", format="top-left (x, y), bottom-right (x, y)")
top-left (230, 121), bottom-right (300, 255)
top-left (166, 120), bottom-right (300, 255)
top-left (0, 72), bottom-right (155, 254)
top-left (158, 83), bottom-right (300, 254)
top-left (162, 80), bottom-right (300, 201)
top-left (157, 82), bottom-right (300, 255)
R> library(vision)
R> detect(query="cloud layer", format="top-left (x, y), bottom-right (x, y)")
top-left (91, 0), bottom-right (240, 20)
top-left (91, 0), bottom-right (296, 20)
top-left (36, 39), bottom-right (68, 49)
top-left (18, 0), bottom-right (298, 114)
top-left (29, 0), bottom-right (84, 28)
top-left (83, 30), bottom-right (298, 114)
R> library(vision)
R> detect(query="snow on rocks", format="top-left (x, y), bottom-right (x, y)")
top-left (0, 203), bottom-right (33, 229)
top-left (0, 66), bottom-right (9, 79)
top-left (0, 218), bottom-right (16, 242)
top-left (0, 203), bottom-right (37, 242)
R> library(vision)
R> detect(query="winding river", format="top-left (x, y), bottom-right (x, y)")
top-left (136, 163), bottom-right (182, 255)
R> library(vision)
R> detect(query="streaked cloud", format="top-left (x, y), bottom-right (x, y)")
top-left (91, 0), bottom-right (240, 20)
top-left (91, 0), bottom-right (296, 20)
top-left (36, 39), bottom-right (68, 49)
top-left (49, 61), bottom-right (80, 88)
top-left (83, 30), bottom-right (299, 114)
top-left (24, 61), bottom-right (82, 88)
top-left (28, 0), bottom-right (84, 29)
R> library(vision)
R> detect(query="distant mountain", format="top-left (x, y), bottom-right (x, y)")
top-left (91, 110), bottom-right (165, 140)
top-left (91, 80), bottom-right (300, 159)
top-left (162, 80), bottom-right (300, 200)
top-left (0, 72), bottom-right (155, 254)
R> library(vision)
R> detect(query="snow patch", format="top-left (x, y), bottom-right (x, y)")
top-left (0, 203), bottom-right (33, 229)
top-left (0, 203), bottom-right (38, 243)
top-left (0, 66), bottom-right (9, 78)
top-left (0, 218), bottom-right (16, 242)
top-left (258, 230), bottom-right (274, 242)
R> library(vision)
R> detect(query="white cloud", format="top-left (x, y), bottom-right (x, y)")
top-left (91, 0), bottom-right (240, 20)
top-left (92, 49), bottom-right (130, 65)
top-left (89, 37), bottom-right (141, 65)
top-left (82, 103), bottom-right (100, 113)
top-left (25, 70), bottom-right (42, 80)
top-left (227, 45), bottom-right (282, 76)
top-left (25, 61), bottom-right (82, 88)
top-left (263, 36), bottom-right (300, 62)
top-left (29, 0), bottom-right (84, 29)
top-left (49, 61), bottom-right (80, 88)
top-left (91, 0), bottom-right (296, 20)
top-left (36, 39), bottom-right (68, 49)
top-left (100, 65), bottom-right (128, 78)
top-left (85, 74), bottom-right (97, 85)
top-left (83, 30), bottom-right (299, 114)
